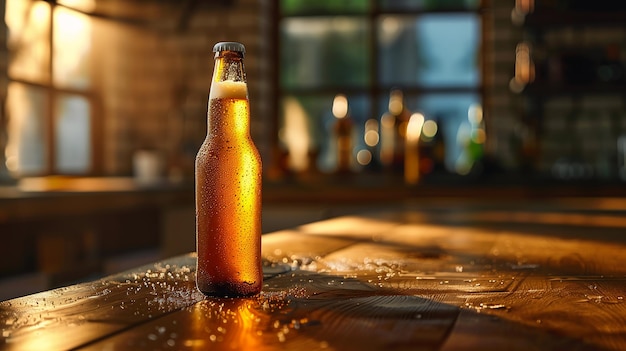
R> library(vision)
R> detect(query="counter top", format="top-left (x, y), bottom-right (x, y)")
top-left (2, 206), bottom-right (626, 350)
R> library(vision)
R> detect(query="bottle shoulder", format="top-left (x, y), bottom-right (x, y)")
top-left (196, 139), bottom-right (260, 159)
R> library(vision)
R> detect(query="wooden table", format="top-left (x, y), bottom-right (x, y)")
top-left (2, 203), bottom-right (626, 350)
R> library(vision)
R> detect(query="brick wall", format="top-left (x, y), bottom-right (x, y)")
top-left (487, 1), bottom-right (626, 180)
top-left (91, 0), bottom-right (270, 177)
top-left (485, 0), bottom-right (525, 170)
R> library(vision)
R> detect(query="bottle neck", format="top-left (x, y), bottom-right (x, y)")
top-left (212, 51), bottom-right (246, 83)
top-left (208, 50), bottom-right (250, 137)
top-left (207, 98), bottom-right (251, 138)
top-left (209, 51), bottom-right (248, 100)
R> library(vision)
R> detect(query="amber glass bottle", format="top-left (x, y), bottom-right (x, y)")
top-left (195, 42), bottom-right (262, 297)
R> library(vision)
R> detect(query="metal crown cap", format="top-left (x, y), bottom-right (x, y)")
top-left (213, 42), bottom-right (245, 55)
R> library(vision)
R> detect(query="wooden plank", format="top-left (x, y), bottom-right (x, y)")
top-left (261, 229), bottom-right (359, 268)
top-left (0, 253), bottom-right (296, 351)
top-left (296, 215), bottom-right (401, 240)
top-left (458, 276), bottom-right (626, 351)
top-left (490, 230), bottom-right (626, 275)
top-left (442, 309), bottom-right (599, 351)
top-left (2, 319), bottom-right (120, 351)
top-left (0, 255), bottom-right (204, 350)
top-left (78, 270), bottom-right (460, 351)
top-left (4, 209), bottom-right (626, 350)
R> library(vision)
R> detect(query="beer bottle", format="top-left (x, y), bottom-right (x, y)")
top-left (195, 42), bottom-right (262, 297)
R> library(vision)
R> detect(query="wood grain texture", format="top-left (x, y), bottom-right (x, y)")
top-left (2, 207), bottom-right (626, 350)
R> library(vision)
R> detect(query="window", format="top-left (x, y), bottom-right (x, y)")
top-left (5, 0), bottom-right (96, 176)
top-left (277, 0), bottom-right (484, 176)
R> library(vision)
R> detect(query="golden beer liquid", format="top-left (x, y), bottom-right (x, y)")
top-left (195, 80), bottom-right (262, 297)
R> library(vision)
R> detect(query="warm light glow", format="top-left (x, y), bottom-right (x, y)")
top-left (379, 113), bottom-right (395, 166)
top-left (356, 149), bottom-right (372, 165)
top-left (364, 119), bottom-right (380, 147)
top-left (6, 0), bottom-right (51, 82)
top-left (380, 113), bottom-right (394, 129)
top-left (406, 113), bottom-right (425, 142)
top-left (514, 42), bottom-right (535, 87)
top-left (187, 299), bottom-right (263, 350)
top-left (512, 0), bottom-right (534, 25)
top-left (405, 113), bottom-right (424, 185)
top-left (515, 0), bottom-right (534, 14)
top-left (6, 0), bottom-right (47, 30)
top-left (332, 94), bottom-right (349, 119)
top-left (380, 16), bottom-right (401, 45)
top-left (298, 215), bottom-right (399, 237)
top-left (422, 120), bottom-right (438, 139)
top-left (282, 97), bottom-right (311, 172)
top-left (5, 0), bottom-right (96, 175)
top-left (236, 301), bottom-right (263, 346)
top-left (388, 90), bottom-right (404, 115)
top-left (365, 118), bottom-right (378, 132)
top-left (364, 130), bottom-right (379, 147)
top-left (184, 339), bottom-right (207, 348)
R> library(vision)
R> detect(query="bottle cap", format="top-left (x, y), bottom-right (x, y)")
top-left (213, 42), bottom-right (245, 55)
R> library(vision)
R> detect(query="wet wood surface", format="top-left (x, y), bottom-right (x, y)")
top-left (2, 204), bottom-right (626, 350)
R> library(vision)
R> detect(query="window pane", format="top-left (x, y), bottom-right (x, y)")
top-left (280, 94), bottom-right (370, 173)
top-left (281, 17), bottom-right (370, 89)
top-left (53, 6), bottom-right (92, 89)
top-left (378, 14), bottom-right (480, 87)
top-left (55, 94), bottom-right (91, 174)
top-left (379, 0), bottom-right (480, 11)
top-left (6, 0), bottom-right (51, 83)
top-left (281, 0), bottom-right (369, 15)
top-left (5, 83), bottom-right (48, 175)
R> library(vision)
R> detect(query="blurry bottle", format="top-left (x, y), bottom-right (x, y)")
top-left (467, 104), bottom-right (485, 175)
top-left (362, 118), bottom-right (382, 172)
top-left (195, 42), bottom-right (262, 297)
top-left (418, 118), bottom-right (445, 177)
top-left (430, 118), bottom-right (447, 174)
top-left (387, 90), bottom-right (411, 173)
top-left (404, 113), bottom-right (424, 185)
top-left (379, 111), bottom-right (395, 169)
top-left (332, 94), bottom-right (354, 174)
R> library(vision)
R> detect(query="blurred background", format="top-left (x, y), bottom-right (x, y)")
top-left (1, 0), bottom-right (625, 299)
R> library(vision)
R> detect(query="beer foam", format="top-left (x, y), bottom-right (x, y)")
top-left (210, 80), bottom-right (248, 99)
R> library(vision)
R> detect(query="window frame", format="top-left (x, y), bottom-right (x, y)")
top-left (6, 0), bottom-right (101, 177)
top-left (270, 0), bottom-right (489, 174)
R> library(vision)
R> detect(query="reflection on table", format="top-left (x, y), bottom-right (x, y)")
top-left (2, 204), bottom-right (626, 350)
